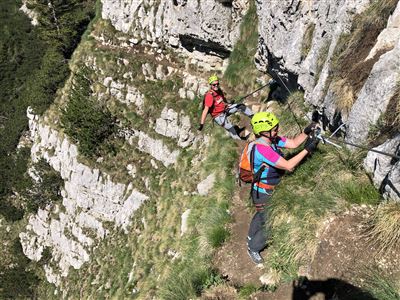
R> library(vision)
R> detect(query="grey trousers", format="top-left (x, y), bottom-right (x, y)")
top-left (213, 103), bottom-right (253, 140)
top-left (247, 189), bottom-right (272, 252)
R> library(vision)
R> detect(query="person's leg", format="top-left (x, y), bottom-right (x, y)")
top-left (226, 103), bottom-right (253, 118)
top-left (247, 190), bottom-right (272, 260)
top-left (214, 113), bottom-right (241, 140)
top-left (247, 210), bottom-right (267, 252)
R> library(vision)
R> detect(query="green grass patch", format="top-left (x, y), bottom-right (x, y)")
top-left (266, 145), bottom-right (381, 282)
top-left (61, 67), bottom-right (117, 158)
top-left (360, 267), bottom-right (400, 300)
top-left (224, 0), bottom-right (263, 94)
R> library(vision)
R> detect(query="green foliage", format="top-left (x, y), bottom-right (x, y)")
top-left (24, 159), bottom-right (64, 213)
top-left (0, 148), bottom-right (31, 221)
top-left (159, 262), bottom-right (225, 300)
top-left (336, 181), bottom-right (380, 205)
top-left (224, 0), bottom-right (261, 93)
top-left (27, 0), bottom-right (96, 57)
top-left (201, 205), bottom-right (231, 248)
top-left (0, 239), bottom-right (40, 299)
top-left (361, 267), bottom-right (400, 300)
top-left (61, 68), bottom-right (116, 157)
top-left (23, 48), bottom-right (70, 115)
top-left (0, 0), bottom-right (95, 217)
top-left (238, 284), bottom-right (258, 298)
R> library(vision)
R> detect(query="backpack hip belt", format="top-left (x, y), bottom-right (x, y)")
top-left (254, 182), bottom-right (275, 190)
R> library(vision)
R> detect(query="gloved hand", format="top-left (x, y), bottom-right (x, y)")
top-left (304, 136), bottom-right (319, 154)
top-left (198, 124), bottom-right (204, 131)
top-left (303, 122), bottom-right (318, 135)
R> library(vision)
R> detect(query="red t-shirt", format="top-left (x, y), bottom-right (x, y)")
top-left (204, 90), bottom-right (227, 118)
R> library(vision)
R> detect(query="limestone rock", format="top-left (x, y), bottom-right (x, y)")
top-left (22, 109), bottom-right (149, 285)
top-left (180, 209), bottom-right (191, 236)
top-left (364, 135), bottom-right (400, 201)
top-left (346, 40), bottom-right (400, 145)
top-left (20, 1), bottom-right (39, 26)
top-left (122, 127), bottom-right (180, 166)
top-left (197, 173), bottom-right (216, 196)
top-left (155, 106), bottom-right (195, 148)
top-left (101, 0), bottom-right (248, 71)
top-left (102, 77), bottom-right (145, 114)
top-left (366, 3), bottom-right (400, 60)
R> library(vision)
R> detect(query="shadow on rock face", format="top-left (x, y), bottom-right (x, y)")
top-left (292, 277), bottom-right (377, 300)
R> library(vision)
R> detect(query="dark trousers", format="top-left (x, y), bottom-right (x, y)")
top-left (247, 189), bottom-right (272, 252)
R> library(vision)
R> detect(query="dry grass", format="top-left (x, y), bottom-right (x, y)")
top-left (202, 284), bottom-right (238, 300)
top-left (365, 201), bottom-right (400, 254)
top-left (301, 23), bottom-right (315, 59)
top-left (331, 78), bottom-right (355, 116)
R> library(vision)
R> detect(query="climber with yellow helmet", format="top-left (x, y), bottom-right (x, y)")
top-left (245, 111), bottom-right (318, 264)
top-left (198, 74), bottom-right (254, 140)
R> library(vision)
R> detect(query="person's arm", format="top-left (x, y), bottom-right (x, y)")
top-left (257, 142), bottom-right (307, 173)
top-left (284, 133), bottom-right (308, 149)
top-left (274, 149), bottom-right (309, 172)
top-left (282, 122), bottom-right (318, 149)
top-left (200, 106), bottom-right (209, 125)
top-left (199, 93), bottom-right (213, 131)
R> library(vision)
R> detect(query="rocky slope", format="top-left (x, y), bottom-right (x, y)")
top-left (15, 0), bottom-right (400, 297)
top-left (256, 0), bottom-right (400, 200)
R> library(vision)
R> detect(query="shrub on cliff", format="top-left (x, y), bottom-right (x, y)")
top-left (61, 69), bottom-right (116, 157)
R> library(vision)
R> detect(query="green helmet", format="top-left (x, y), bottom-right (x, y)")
top-left (208, 74), bottom-right (219, 85)
top-left (251, 112), bottom-right (279, 134)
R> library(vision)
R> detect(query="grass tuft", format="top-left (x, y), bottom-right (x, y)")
top-left (365, 201), bottom-right (400, 254)
top-left (301, 23), bottom-right (315, 59)
top-left (224, 0), bottom-right (263, 95)
top-left (360, 266), bottom-right (400, 299)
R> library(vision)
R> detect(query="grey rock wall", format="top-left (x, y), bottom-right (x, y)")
top-left (20, 109), bottom-right (149, 286)
top-left (346, 39), bottom-right (400, 144)
top-left (256, 0), bottom-right (400, 200)
top-left (101, 0), bottom-right (246, 51)
top-left (101, 0), bottom-right (249, 70)
top-left (364, 135), bottom-right (400, 201)
top-left (255, 0), bottom-right (369, 96)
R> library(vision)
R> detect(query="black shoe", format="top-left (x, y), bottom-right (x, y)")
top-left (240, 134), bottom-right (250, 140)
top-left (247, 248), bottom-right (264, 264)
top-left (234, 126), bottom-right (245, 134)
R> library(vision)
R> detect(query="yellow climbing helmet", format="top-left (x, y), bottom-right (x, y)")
top-left (251, 111), bottom-right (279, 134)
top-left (208, 74), bottom-right (219, 85)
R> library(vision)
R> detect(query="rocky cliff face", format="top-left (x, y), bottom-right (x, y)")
top-left (101, 0), bottom-right (249, 71)
top-left (256, 0), bottom-right (400, 200)
top-left (17, 0), bottom-right (400, 294)
top-left (20, 109), bottom-right (149, 285)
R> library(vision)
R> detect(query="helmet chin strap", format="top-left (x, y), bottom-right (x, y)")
top-left (261, 131), bottom-right (278, 144)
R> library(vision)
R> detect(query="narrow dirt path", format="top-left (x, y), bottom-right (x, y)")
top-left (213, 184), bottom-right (266, 286)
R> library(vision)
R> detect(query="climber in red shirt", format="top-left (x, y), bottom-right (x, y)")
top-left (198, 75), bottom-right (254, 140)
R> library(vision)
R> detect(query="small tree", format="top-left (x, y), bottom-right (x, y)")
top-left (61, 67), bottom-right (116, 157)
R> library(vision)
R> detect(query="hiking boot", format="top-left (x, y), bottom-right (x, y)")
top-left (234, 126), bottom-right (245, 135)
top-left (240, 133), bottom-right (251, 140)
top-left (247, 248), bottom-right (264, 264)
